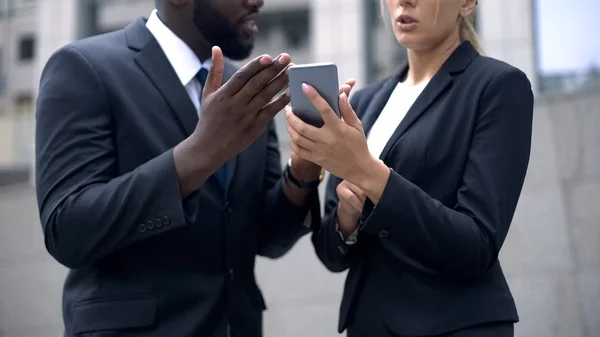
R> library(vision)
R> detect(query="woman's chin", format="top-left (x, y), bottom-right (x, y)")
top-left (395, 34), bottom-right (420, 49)
top-left (396, 35), bottom-right (435, 53)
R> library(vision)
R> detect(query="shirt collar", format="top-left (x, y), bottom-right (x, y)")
top-left (146, 9), bottom-right (212, 86)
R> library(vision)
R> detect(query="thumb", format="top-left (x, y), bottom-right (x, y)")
top-left (203, 46), bottom-right (224, 98)
top-left (339, 92), bottom-right (361, 129)
top-left (345, 181), bottom-right (366, 203)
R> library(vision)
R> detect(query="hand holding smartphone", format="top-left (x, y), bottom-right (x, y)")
top-left (287, 63), bottom-right (340, 127)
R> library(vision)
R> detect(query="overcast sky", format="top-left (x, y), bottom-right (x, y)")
top-left (536, 0), bottom-right (600, 74)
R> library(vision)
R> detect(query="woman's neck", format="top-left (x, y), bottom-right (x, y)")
top-left (403, 33), bottom-right (461, 86)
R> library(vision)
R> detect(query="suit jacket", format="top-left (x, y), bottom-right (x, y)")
top-left (35, 18), bottom-right (317, 337)
top-left (312, 41), bottom-right (533, 336)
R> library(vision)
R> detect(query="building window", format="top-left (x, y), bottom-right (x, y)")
top-left (18, 35), bottom-right (35, 61)
top-left (14, 93), bottom-right (33, 116)
top-left (534, 0), bottom-right (600, 93)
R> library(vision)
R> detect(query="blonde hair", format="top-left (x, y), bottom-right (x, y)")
top-left (380, 0), bottom-right (484, 55)
top-left (459, 14), bottom-right (483, 54)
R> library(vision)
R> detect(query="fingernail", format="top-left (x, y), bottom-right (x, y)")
top-left (302, 83), bottom-right (310, 93)
top-left (340, 92), bottom-right (348, 102)
top-left (260, 55), bottom-right (271, 65)
top-left (278, 54), bottom-right (287, 64)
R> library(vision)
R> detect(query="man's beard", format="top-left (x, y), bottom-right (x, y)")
top-left (192, 2), bottom-right (255, 60)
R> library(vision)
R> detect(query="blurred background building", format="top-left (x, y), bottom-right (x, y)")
top-left (0, 0), bottom-right (598, 336)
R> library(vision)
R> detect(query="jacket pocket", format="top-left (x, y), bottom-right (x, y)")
top-left (72, 295), bottom-right (157, 334)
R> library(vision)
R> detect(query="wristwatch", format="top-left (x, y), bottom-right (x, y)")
top-left (283, 158), bottom-right (324, 188)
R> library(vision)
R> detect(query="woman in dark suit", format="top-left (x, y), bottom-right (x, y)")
top-left (285, 0), bottom-right (533, 336)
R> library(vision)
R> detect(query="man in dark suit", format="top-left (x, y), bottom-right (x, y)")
top-left (34, 0), bottom-right (327, 336)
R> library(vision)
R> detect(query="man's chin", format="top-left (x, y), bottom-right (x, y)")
top-left (222, 42), bottom-right (254, 61)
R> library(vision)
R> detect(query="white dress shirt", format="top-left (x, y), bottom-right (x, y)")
top-left (146, 9), bottom-right (212, 116)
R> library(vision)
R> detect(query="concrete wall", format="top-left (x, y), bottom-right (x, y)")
top-left (478, 1), bottom-right (599, 334)
top-left (4, 10), bottom-right (36, 99)
top-left (498, 90), bottom-right (600, 337)
top-left (0, 5), bottom-right (36, 168)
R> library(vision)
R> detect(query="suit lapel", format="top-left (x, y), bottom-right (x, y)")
top-left (378, 41), bottom-right (479, 162)
top-left (126, 19), bottom-right (198, 137)
top-left (378, 71), bottom-right (451, 161)
top-left (126, 19), bottom-right (242, 194)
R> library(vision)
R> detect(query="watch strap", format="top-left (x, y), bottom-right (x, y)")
top-left (284, 160), bottom-right (322, 189)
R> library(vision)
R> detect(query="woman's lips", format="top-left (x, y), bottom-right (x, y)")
top-left (396, 14), bottom-right (418, 31)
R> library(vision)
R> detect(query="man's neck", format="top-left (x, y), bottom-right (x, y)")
top-left (403, 32), bottom-right (461, 86)
top-left (157, 11), bottom-right (212, 61)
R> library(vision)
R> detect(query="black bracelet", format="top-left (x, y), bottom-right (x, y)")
top-left (283, 160), bottom-right (322, 189)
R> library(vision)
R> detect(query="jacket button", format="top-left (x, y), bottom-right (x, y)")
top-left (228, 268), bottom-right (235, 280)
top-left (138, 223), bottom-right (147, 233)
top-left (155, 218), bottom-right (163, 228)
top-left (379, 230), bottom-right (389, 238)
top-left (146, 220), bottom-right (155, 230)
top-left (161, 216), bottom-right (170, 226)
top-left (224, 202), bottom-right (232, 214)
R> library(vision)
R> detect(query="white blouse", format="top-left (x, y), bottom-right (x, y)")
top-left (366, 80), bottom-right (429, 158)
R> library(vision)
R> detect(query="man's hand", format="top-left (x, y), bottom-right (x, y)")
top-left (174, 46), bottom-right (291, 197)
top-left (194, 46), bottom-right (291, 166)
top-left (336, 180), bottom-right (365, 237)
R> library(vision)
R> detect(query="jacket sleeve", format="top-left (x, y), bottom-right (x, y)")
top-left (256, 121), bottom-right (316, 259)
top-left (311, 92), bottom-right (365, 272)
top-left (35, 45), bottom-right (200, 269)
top-left (358, 68), bottom-right (534, 280)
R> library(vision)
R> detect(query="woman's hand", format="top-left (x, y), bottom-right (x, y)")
top-left (285, 83), bottom-right (369, 181)
top-left (287, 79), bottom-right (357, 181)
top-left (336, 180), bottom-right (366, 237)
top-left (285, 83), bottom-right (391, 203)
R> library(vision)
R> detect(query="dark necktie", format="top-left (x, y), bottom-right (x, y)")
top-left (196, 68), bottom-right (227, 186)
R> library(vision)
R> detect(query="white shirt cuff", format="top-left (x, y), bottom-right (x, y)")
top-left (335, 221), bottom-right (358, 245)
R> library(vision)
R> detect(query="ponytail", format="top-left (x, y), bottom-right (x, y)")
top-left (459, 15), bottom-right (484, 55)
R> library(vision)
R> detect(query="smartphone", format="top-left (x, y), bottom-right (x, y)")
top-left (288, 63), bottom-right (340, 127)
